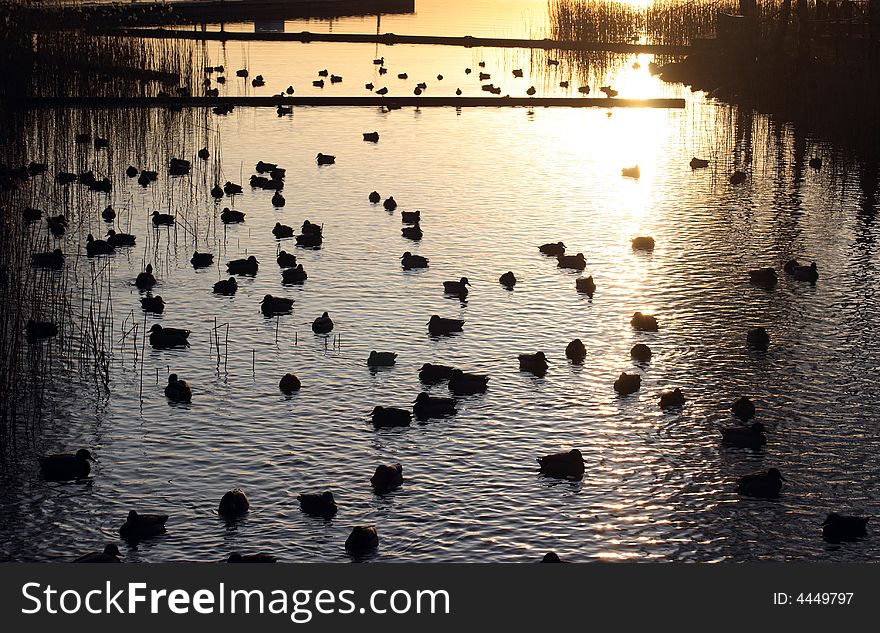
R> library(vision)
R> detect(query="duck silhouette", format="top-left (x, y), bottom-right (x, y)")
top-left (621, 165), bottom-right (640, 179)
top-left (26, 319), bottom-right (58, 342)
top-left (74, 544), bottom-right (121, 563)
top-left (316, 153), bottom-right (335, 165)
top-left (218, 489), bottom-right (250, 517)
top-left (363, 131), bottom-right (379, 142)
top-left (367, 351), bottom-right (397, 367)
top-left (39, 449), bottom-right (95, 481)
top-left (413, 392), bottom-right (457, 420)
top-left (31, 249), bottom-right (65, 269)
top-left (279, 373), bottom-right (301, 394)
top-left (140, 295), bottom-right (165, 314)
top-left (371, 464), bottom-right (403, 494)
top-left (151, 210), bottom-right (174, 226)
top-left (402, 223), bottom-right (423, 240)
top-left (443, 277), bottom-right (470, 296)
top-left (448, 369), bottom-right (488, 395)
top-left (631, 236), bottom-right (655, 251)
top-left (736, 468), bottom-right (784, 498)
top-left (659, 388), bottom-right (685, 409)
top-left (541, 552), bottom-right (568, 563)
top-left (729, 170), bottom-right (747, 185)
top-left (731, 396), bottom-right (756, 421)
top-left (277, 250), bottom-right (296, 268)
top-left (369, 191), bottom-right (381, 203)
top-left (499, 271), bottom-right (517, 288)
top-left (401, 251), bottom-right (429, 269)
top-left (576, 275), bottom-right (596, 295)
top-left (631, 312), bottom-right (658, 331)
top-left (106, 230), bottom-right (136, 247)
top-left (261, 294), bottom-right (293, 316)
top-left (749, 267), bottom-right (777, 288)
top-left (164, 373), bottom-right (191, 402)
top-left (822, 513), bottom-right (869, 542)
top-left (312, 311), bottom-right (333, 333)
top-left (345, 526), bottom-right (379, 553)
top-left (428, 315), bottom-right (463, 335)
top-left (614, 372), bottom-right (641, 395)
top-left (557, 253), bottom-right (586, 270)
top-left (371, 406), bottom-right (412, 428)
top-left (630, 343), bottom-right (652, 362)
top-left (224, 181), bottom-right (243, 196)
top-left (565, 338), bottom-right (586, 363)
top-left (537, 449), bottom-right (585, 478)
top-left (298, 491), bottom-right (338, 518)
top-left (721, 422), bottom-right (766, 448)
top-left (213, 277), bottom-right (238, 295)
top-left (690, 157), bottom-right (709, 169)
top-left (272, 223), bottom-right (294, 239)
top-left (191, 251), bottom-right (214, 268)
top-left (221, 207), bottom-right (245, 224)
top-left (148, 324), bottom-right (190, 349)
top-left (419, 363), bottom-right (454, 384)
top-left (747, 327), bottom-right (770, 350)
top-left (519, 351), bottom-right (548, 376)
top-left (119, 510), bottom-right (168, 541)
top-left (809, 157), bottom-right (823, 170)
top-left (227, 256), bottom-right (259, 276)
top-left (101, 205), bottom-right (116, 222)
top-left (135, 264), bottom-right (156, 289)
top-left (383, 196), bottom-right (397, 211)
top-left (282, 264), bottom-right (308, 284)
top-left (86, 234), bottom-right (114, 257)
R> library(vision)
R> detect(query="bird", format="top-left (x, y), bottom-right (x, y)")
top-left (822, 513), bottom-right (868, 542)
top-left (730, 170), bottom-right (747, 185)
top-left (224, 181), bottom-right (243, 196)
top-left (140, 295), bottom-right (165, 314)
top-left (559, 81), bottom-right (569, 88)
top-left (383, 196), bottom-right (397, 211)
top-left (557, 253), bottom-right (586, 270)
top-left (600, 86), bottom-right (618, 97)
top-left (218, 489), bottom-right (250, 516)
top-left (101, 205), bottom-right (116, 221)
top-left (367, 351), bottom-right (397, 367)
top-left (526, 86), bottom-right (536, 96)
top-left (151, 210), bottom-right (174, 226)
top-left (437, 74), bottom-right (443, 80)
top-left (373, 57), bottom-right (384, 65)
top-left (135, 264), bottom-right (156, 289)
top-left (576, 276), bottom-right (596, 295)
top-left (279, 373), bottom-right (301, 394)
top-left (369, 191), bottom-right (381, 203)
top-left (548, 58), bottom-right (560, 66)
top-left (631, 312), bottom-right (658, 331)
top-left (282, 264), bottom-right (308, 284)
top-left (465, 67), bottom-right (472, 74)
top-left (621, 165), bottom-right (640, 179)
top-left (316, 153), bottom-right (335, 165)
top-left (413, 392), bottom-right (457, 420)
top-left (330, 74), bottom-right (342, 83)
top-left (277, 250), bottom-right (296, 268)
top-left (659, 388), bottom-right (686, 409)
top-left (443, 277), bottom-right (470, 296)
top-left (690, 157), bottom-right (709, 169)
top-left (747, 327), bottom-right (770, 350)
top-left (376, 86), bottom-right (388, 94)
top-left (749, 267), bottom-right (777, 288)
top-left (119, 510), bottom-right (168, 540)
top-left (499, 271), bottom-right (517, 288)
top-left (479, 72), bottom-right (490, 81)
top-left (732, 396), bottom-right (756, 421)
top-left (401, 210), bottom-right (420, 223)
top-left (105, 230), bottom-right (136, 247)
top-left (565, 339), bottom-right (586, 363)
top-left (86, 233), bottom-right (114, 257)
top-left (371, 406), bottom-right (412, 428)
top-left (455, 88), bottom-right (462, 95)
top-left (211, 184), bottom-right (223, 198)
top-left (345, 526), bottom-right (379, 553)
top-left (537, 449), bottom-right (585, 478)
top-left (419, 363), bottom-right (454, 384)
top-left (198, 147), bottom-right (209, 160)
top-left (513, 69), bottom-right (524, 77)
top-left (23, 207), bottom-right (42, 223)
top-left (809, 157), bottom-right (823, 170)
top-left (190, 251), bottom-right (214, 268)
top-left (402, 224), bottom-right (423, 240)
top-left (273, 222), bottom-right (294, 239)
top-left (371, 464), bottom-right (403, 494)
top-left (236, 68), bottom-right (249, 77)
top-left (736, 468), bottom-right (784, 498)
top-left (541, 552), bottom-right (568, 563)
top-left (631, 343), bottom-right (652, 362)
top-left (164, 373), bottom-right (191, 402)
top-left (47, 213), bottom-right (68, 236)
top-left (261, 294), bottom-right (293, 316)
top-left (789, 261), bottom-right (819, 282)
top-left (296, 232), bottom-right (323, 248)
top-left (448, 369), bottom-right (488, 395)
top-left (148, 324), bottom-right (190, 349)
top-left (428, 315), bottom-right (463, 335)
top-left (213, 277), bottom-right (238, 295)
top-left (298, 491), bottom-right (338, 518)
top-left (401, 251), bottom-right (429, 269)
top-left (228, 553), bottom-right (277, 563)
top-left (26, 320), bottom-right (58, 342)
top-left (363, 131), bottom-right (379, 142)
top-left (312, 311), bottom-right (333, 333)
top-left (317, 68), bottom-right (329, 77)
top-left (221, 207), bottom-right (245, 223)
top-left (398, 72), bottom-right (408, 79)
top-left (74, 544), bottom-right (121, 563)
top-left (721, 422), bottom-right (767, 449)
top-left (227, 256), bottom-right (259, 276)
top-left (632, 236), bottom-right (655, 251)
top-left (39, 449), bottom-right (95, 481)
top-left (519, 351), bottom-right (548, 376)
top-left (577, 86), bottom-right (590, 94)
top-left (31, 249), bottom-right (65, 269)
top-left (614, 372), bottom-right (641, 395)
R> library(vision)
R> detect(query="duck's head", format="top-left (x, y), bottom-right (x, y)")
top-left (275, 222), bottom-right (282, 228)
top-left (228, 277), bottom-right (237, 284)
top-left (768, 468), bottom-right (785, 481)
top-left (87, 234), bottom-right (94, 242)
top-left (751, 422), bottom-right (766, 433)
top-left (149, 324), bottom-right (162, 333)
top-left (126, 510), bottom-right (139, 521)
top-left (145, 264), bottom-right (153, 273)
top-left (535, 352), bottom-right (547, 362)
top-left (542, 552), bottom-right (561, 563)
top-left (401, 252), bottom-right (412, 258)
top-left (371, 406), bottom-right (384, 415)
top-left (75, 449), bottom-right (96, 462)
top-left (460, 277), bottom-right (471, 286)
top-left (168, 373), bottom-right (178, 384)
top-left (151, 211), bottom-right (159, 217)
top-left (228, 553), bottom-right (243, 563)
top-left (823, 513), bottom-right (842, 526)
top-left (321, 311), bottom-right (329, 318)
top-left (428, 315), bottom-right (439, 325)
top-left (414, 392), bottom-right (430, 404)
top-left (248, 256), bottom-right (258, 263)
top-left (104, 544), bottom-right (121, 557)
top-left (106, 230), bottom-right (116, 236)
top-left (261, 294), bottom-right (273, 303)
top-left (322, 491), bottom-right (335, 502)
top-left (568, 449), bottom-right (582, 459)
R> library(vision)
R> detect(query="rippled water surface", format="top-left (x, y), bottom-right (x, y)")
top-left (2, 1), bottom-right (880, 563)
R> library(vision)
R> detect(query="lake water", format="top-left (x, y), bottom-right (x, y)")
top-left (1, 0), bottom-right (879, 562)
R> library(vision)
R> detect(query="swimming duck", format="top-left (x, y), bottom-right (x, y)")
top-left (690, 157), bottom-right (709, 169)
top-left (455, 88), bottom-right (462, 95)
top-left (631, 312), bottom-right (658, 331)
top-left (221, 207), bottom-right (245, 224)
top-left (822, 513), bottom-right (868, 542)
top-left (39, 449), bottom-right (95, 481)
top-left (26, 319), bottom-right (58, 341)
top-left (106, 230), bottom-right (136, 247)
top-left (141, 295), bottom-right (165, 314)
top-left (74, 544), bottom-right (121, 563)
top-left (746, 327), bottom-right (770, 350)
top-left (236, 68), bottom-right (249, 77)
top-left (31, 249), bottom-right (65, 269)
top-left (398, 72), bottom-right (408, 79)
top-left (513, 69), bottom-right (524, 77)
top-left (402, 223), bottom-right (423, 240)
top-left (537, 449), bottom-right (585, 478)
top-left (312, 311), bottom-right (333, 333)
top-left (736, 468), bottom-right (784, 498)
top-left (613, 372), bottom-right (641, 395)
top-left (437, 74), bottom-right (443, 80)
top-left (631, 236), bottom-right (655, 251)
top-left (261, 294), bottom-right (293, 316)
top-left (526, 86), bottom-right (536, 96)
top-left (224, 181), bottom-right (243, 196)
top-left (169, 158), bottom-right (190, 176)
top-left (151, 210), bottom-right (174, 226)
top-left (577, 86), bottom-right (590, 94)
top-left (791, 261), bottom-right (819, 282)
top-left (559, 81), bottom-right (569, 88)
top-left (448, 369), bottom-right (489, 395)
top-left (428, 315), bottom-right (463, 335)
top-left (296, 232), bottom-right (323, 247)
top-left (373, 57), bottom-right (384, 65)
top-left (279, 373), bottom-right (301, 394)
top-left (345, 526), bottom-right (379, 553)
top-left (413, 392), bottom-right (457, 420)
top-left (621, 165), bottom-right (640, 179)
top-left (148, 324), bottom-right (190, 349)
top-left (273, 222), bottom-right (294, 239)
top-left (365, 82), bottom-right (375, 91)
top-left (282, 264), bottom-right (308, 284)
top-left (499, 271), bottom-right (517, 288)
top-left (277, 250), bottom-right (296, 268)
top-left (227, 256), bottom-right (259, 276)
top-left (363, 131), bottom-right (379, 142)
top-left (419, 363), bottom-right (455, 384)
top-left (191, 251), bottom-right (214, 268)
top-left (218, 489), bottom-right (250, 516)
top-left (383, 196), bottom-right (397, 211)
top-left (228, 553), bottom-right (277, 563)
top-left (401, 251), bottom-right (429, 269)
top-left (575, 275), bottom-right (596, 295)
top-left (198, 147), bottom-right (209, 160)
top-left (565, 338), bottom-right (586, 363)
top-left (721, 422), bottom-right (766, 448)
top-left (47, 214), bottom-right (68, 236)
top-left (251, 75), bottom-right (265, 87)
top-left (749, 267), bottom-right (777, 288)
top-left (316, 153), bottom-right (335, 165)
top-left (376, 85), bottom-right (388, 94)
top-left (519, 351), bottom-right (549, 375)
top-left (313, 79), bottom-right (325, 88)
top-left (367, 351), bottom-right (397, 367)
top-left (557, 253), bottom-right (586, 270)
top-left (371, 464), bottom-right (403, 494)
top-left (731, 396), bottom-right (756, 421)
top-left (401, 210), bottom-right (420, 223)
top-left (298, 491), bottom-right (338, 518)
top-left (659, 388), bottom-right (686, 409)
top-left (213, 277), bottom-right (238, 295)
top-left (300, 220), bottom-right (323, 236)
top-left (86, 233), bottom-right (114, 257)
top-left (541, 552), bottom-right (568, 563)
top-left (23, 207), bottom-right (42, 223)
top-left (101, 205), bottom-right (116, 221)
top-left (371, 406), bottom-right (412, 428)
top-left (119, 510), bottom-right (168, 540)
top-left (809, 157), bottom-right (823, 170)
top-left (478, 72), bottom-right (490, 81)
top-left (272, 191), bottom-right (285, 207)
top-left (729, 170), bottom-right (747, 185)
top-left (443, 277), bottom-right (470, 296)
top-left (369, 191), bottom-right (381, 203)
top-left (600, 86), bottom-right (618, 97)
top-left (57, 171), bottom-right (78, 185)
top-left (135, 264), bottom-right (156, 289)
top-left (631, 343), bottom-right (652, 362)
top-left (211, 184), bottom-right (223, 198)
top-left (164, 373), bottom-right (191, 402)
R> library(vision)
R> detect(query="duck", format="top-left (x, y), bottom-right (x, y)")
top-left (721, 422), bottom-right (766, 448)
top-left (227, 256), bottom-right (259, 276)
top-left (790, 261), bottom-right (819, 282)
top-left (367, 351), bottom-right (397, 367)
top-left (169, 158), bottom-right (190, 176)
top-left (443, 277), bottom-right (470, 296)
top-left (74, 544), bottom-right (121, 563)
top-left (277, 250), bottom-right (296, 268)
top-left (369, 190), bottom-right (381, 203)
top-left (101, 205), bottom-right (116, 221)
top-left (86, 233), bottom-right (115, 257)
top-left (57, 171), bottom-right (78, 185)
top-left (455, 88), bottom-right (462, 95)
top-left (631, 236), bottom-right (655, 251)
top-left (228, 553), bottom-right (277, 563)
top-left (213, 277), bottom-right (238, 295)
top-left (371, 464), bottom-right (403, 494)
top-left (295, 232), bottom-right (323, 247)
top-left (749, 267), bottom-right (777, 288)
top-left (398, 72), bottom-right (408, 79)
top-left (402, 223), bottom-right (423, 240)
top-left (448, 369), bottom-right (489, 395)
top-left (519, 351), bottom-right (549, 375)
top-left (279, 373), bottom-right (301, 394)
top-left (224, 181), bottom-right (243, 196)
top-left (211, 184), bottom-right (223, 198)
top-left (26, 319), bottom-right (58, 341)
top-left (236, 68), bottom-right (249, 77)
top-left (731, 396), bottom-right (756, 421)
top-left (630, 343), bottom-right (652, 362)
top-left (312, 311), bottom-right (333, 333)
top-left (191, 251), bottom-right (214, 268)
top-left (729, 170), bottom-right (747, 185)
top-left (621, 165), bottom-right (640, 179)
top-left (365, 82), bottom-right (375, 91)
top-left (313, 79), bottom-right (325, 88)
top-left (39, 449), bottom-right (95, 481)
top-left (119, 510), bottom-right (168, 540)
top-left (148, 324), bottom-right (190, 349)
top-left (428, 315), bottom-right (463, 335)
top-left (151, 210), bottom-right (174, 226)
top-left (261, 294), bottom-right (293, 316)
top-left (298, 491), bottom-right (338, 518)
top-left (106, 230), bottom-right (136, 247)
top-left (526, 86), bottom-right (536, 96)
top-left (736, 468), bottom-right (784, 498)
top-left (809, 157), bottom-right (823, 170)
top-left (363, 131), bottom-right (379, 142)
top-left (383, 196), bottom-right (397, 211)
top-left (401, 251), bottom-right (429, 269)
top-left (613, 372), bottom-right (641, 395)
top-left (23, 207), bottom-right (42, 222)
top-left (513, 69), bottom-right (524, 77)
top-left (373, 57), bottom-right (384, 65)
top-left (272, 222), bottom-right (294, 239)
top-left (140, 295), bottom-right (165, 314)
top-left (282, 264), bottom-right (308, 284)
top-left (659, 388), bottom-right (686, 409)
top-left (822, 513), bottom-right (868, 542)
top-left (575, 275), bottom-right (596, 295)
top-left (221, 207), bottom-right (245, 224)
top-left (577, 85), bottom-right (590, 94)
top-left (31, 249), bottom-right (65, 269)
top-left (537, 449), bottom-right (585, 478)
top-left (345, 526), bottom-right (379, 553)
top-left (539, 242), bottom-right (565, 256)
top-left (565, 338), bottom-right (586, 363)
top-left (499, 271), bottom-right (517, 288)
top-left (164, 373), bottom-right (191, 402)
top-left (198, 147), bottom-right (209, 160)
top-left (371, 406), bottom-right (412, 428)
top-left (217, 489), bottom-right (249, 516)
top-left (401, 209), bottom-right (420, 223)
top-left (541, 552), bottom-right (568, 563)
top-left (559, 81), bottom-right (569, 88)
top-left (557, 253), bottom-right (586, 270)
top-left (251, 75), bottom-right (265, 87)
top-left (478, 72), bottom-right (490, 81)
top-left (316, 153), bottom-right (335, 165)
top-left (301, 220), bottom-right (323, 236)
top-left (631, 312), bottom-right (658, 331)
top-left (135, 264), bottom-right (156, 289)
top-left (255, 160), bottom-right (277, 173)
top-left (689, 157), bottom-right (710, 169)
top-left (419, 363), bottom-right (454, 384)
top-left (271, 191), bottom-right (286, 207)
top-left (413, 392), bottom-right (457, 420)
top-left (47, 214), bottom-right (68, 236)
top-left (747, 326), bottom-right (770, 350)
top-left (600, 86), bottom-right (618, 97)
top-left (376, 85), bottom-right (388, 94)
